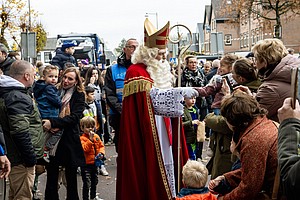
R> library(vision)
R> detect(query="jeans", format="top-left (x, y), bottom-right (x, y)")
top-left (81, 165), bottom-right (98, 200)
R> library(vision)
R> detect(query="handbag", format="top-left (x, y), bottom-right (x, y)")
top-left (197, 121), bottom-right (206, 142)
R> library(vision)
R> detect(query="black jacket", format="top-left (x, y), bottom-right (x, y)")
top-left (50, 49), bottom-right (76, 70)
top-left (0, 57), bottom-right (15, 75)
top-left (0, 75), bottom-right (45, 167)
top-left (50, 89), bottom-right (86, 167)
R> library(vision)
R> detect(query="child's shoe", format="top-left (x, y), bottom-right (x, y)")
top-left (99, 165), bottom-right (109, 176)
top-left (43, 150), bottom-right (50, 163)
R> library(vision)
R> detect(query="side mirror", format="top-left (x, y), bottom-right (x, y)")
top-left (106, 59), bottom-right (110, 66)
top-left (99, 55), bottom-right (106, 64)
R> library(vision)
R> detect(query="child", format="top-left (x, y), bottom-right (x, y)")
top-left (83, 86), bottom-right (108, 176)
top-left (182, 96), bottom-right (201, 160)
top-left (177, 160), bottom-right (217, 199)
top-left (80, 116), bottom-right (105, 200)
top-left (33, 65), bottom-right (62, 162)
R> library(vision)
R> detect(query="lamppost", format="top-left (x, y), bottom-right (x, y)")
top-left (28, 0), bottom-right (31, 31)
top-left (145, 12), bottom-right (158, 29)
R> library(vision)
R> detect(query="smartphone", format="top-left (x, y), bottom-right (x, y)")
top-left (291, 67), bottom-right (300, 109)
top-left (224, 75), bottom-right (234, 93)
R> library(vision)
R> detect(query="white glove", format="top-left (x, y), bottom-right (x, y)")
top-left (150, 87), bottom-right (184, 117)
top-left (178, 87), bottom-right (199, 98)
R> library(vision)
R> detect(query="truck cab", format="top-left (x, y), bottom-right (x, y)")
top-left (56, 33), bottom-right (106, 69)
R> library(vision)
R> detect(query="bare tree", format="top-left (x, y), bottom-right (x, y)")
top-left (221, 0), bottom-right (300, 38)
top-left (0, 0), bottom-right (45, 51)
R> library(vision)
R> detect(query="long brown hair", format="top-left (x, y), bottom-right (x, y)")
top-left (58, 67), bottom-right (84, 92)
top-left (84, 66), bottom-right (102, 87)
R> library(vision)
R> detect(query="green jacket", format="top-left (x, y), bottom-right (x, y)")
top-left (205, 113), bottom-right (233, 179)
top-left (182, 106), bottom-right (199, 144)
top-left (278, 118), bottom-right (300, 199)
top-left (0, 75), bottom-right (45, 167)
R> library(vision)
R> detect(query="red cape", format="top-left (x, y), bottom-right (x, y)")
top-left (116, 63), bottom-right (189, 200)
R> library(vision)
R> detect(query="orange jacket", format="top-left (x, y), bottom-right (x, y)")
top-left (80, 133), bottom-right (105, 165)
top-left (176, 193), bottom-right (217, 200)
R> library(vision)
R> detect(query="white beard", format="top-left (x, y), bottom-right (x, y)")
top-left (132, 45), bottom-right (174, 89)
top-left (146, 58), bottom-right (174, 89)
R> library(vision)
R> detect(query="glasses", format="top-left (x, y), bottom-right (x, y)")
top-left (126, 45), bottom-right (137, 50)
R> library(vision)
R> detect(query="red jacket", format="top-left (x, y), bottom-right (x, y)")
top-left (80, 133), bottom-right (105, 165)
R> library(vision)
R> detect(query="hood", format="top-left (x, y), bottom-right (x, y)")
top-left (0, 75), bottom-right (25, 96)
top-left (117, 52), bottom-right (132, 68)
top-left (33, 80), bottom-right (47, 98)
top-left (264, 54), bottom-right (300, 83)
top-left (0, 57), bottom-right (15, 75)
top-left (55, 48), bottom-right (63, 55)
top-left (0, 75), bottom-right (24, 88)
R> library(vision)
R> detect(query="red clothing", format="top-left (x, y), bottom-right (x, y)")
top-left (176, 193), bottom-right (217, 200)
top-left (80, 133), bottom-right (105, 165)
top-left (116, 63), bottom-right (189, 200)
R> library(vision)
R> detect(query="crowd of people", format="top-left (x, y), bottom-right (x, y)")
top-left (0, 17), bottom-right (300, 200)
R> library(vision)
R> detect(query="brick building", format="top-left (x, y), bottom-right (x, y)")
top-left (201, 0), bottom-right (300, 55)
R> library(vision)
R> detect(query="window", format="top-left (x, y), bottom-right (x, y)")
top-left (224, 34), bottom-right (232, 46)
top-left (44, 52), bottom-right (52, 63)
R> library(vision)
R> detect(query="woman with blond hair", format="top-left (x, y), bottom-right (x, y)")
top-left (237, 38), bottom-right (300, 122)
top-left (43, 67), bottom-right (86, 200)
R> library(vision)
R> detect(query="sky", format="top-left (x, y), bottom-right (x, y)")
top-left (30, 0), bottom-right (211, 50)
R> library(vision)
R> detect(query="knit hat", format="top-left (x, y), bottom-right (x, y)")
top-left (81, 59), bottom-right (89, 65)
top-left (61, 40), bottom-right (77, 51)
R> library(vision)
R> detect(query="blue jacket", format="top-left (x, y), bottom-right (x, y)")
top-left (104, 52), bottom-right (132, 115)
top-left (33, 80), bottom-right (62, 119)
top-left (50, 49), bottom-right (76, 70)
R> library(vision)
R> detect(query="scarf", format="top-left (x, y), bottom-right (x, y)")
top-left (182, 67), bottom-right (206, 87)
top-left (59, 86), bottom-right (75, 118)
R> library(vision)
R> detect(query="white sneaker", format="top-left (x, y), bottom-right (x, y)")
top-left (43, 150), bottom-right (50, 163)
top-left (99, 165), bottom-right (109, 176)
top-left (91, 196), bottom-right (103, 200)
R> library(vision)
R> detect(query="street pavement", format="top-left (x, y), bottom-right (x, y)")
top-left (36, 144), bottom-right (118, 200)
top-left (1, 141), bottom-right (211, 200)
